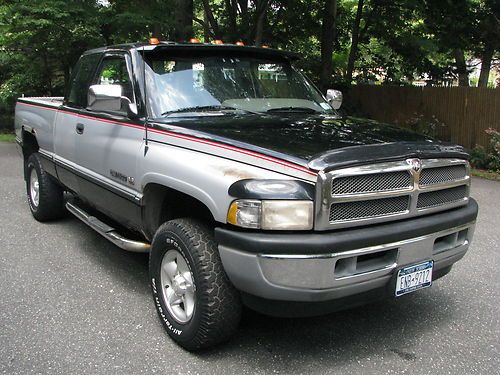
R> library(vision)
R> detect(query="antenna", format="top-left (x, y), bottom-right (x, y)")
top-left (142, 44), bottom-right (149, 153)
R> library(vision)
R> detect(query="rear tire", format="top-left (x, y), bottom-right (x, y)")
top-left (149, 218), bottom-right (241, 350)
top-left (26, 153), bottom-right (65, 221)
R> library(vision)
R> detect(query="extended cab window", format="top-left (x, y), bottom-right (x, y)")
top-left (66, 53), bottom-right (101, 108)
top-left (95, 56), bottom-right (135, 108)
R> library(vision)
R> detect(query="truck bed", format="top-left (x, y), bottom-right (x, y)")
top-left (18, 97), bottom-right (64, 108)
top-left (15, 97), bottom-right (64, 153)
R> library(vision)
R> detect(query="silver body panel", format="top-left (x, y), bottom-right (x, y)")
top-left (15, 98), bottom-right (62, 152)
top-left (219, 223), bottom-right (475, 302)
top-left (15, 98), bottom-right (316, 225)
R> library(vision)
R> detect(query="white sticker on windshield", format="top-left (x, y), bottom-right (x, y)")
top-left (320, 102), bottom-right (332, 110)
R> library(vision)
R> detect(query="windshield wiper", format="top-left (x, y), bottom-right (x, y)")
top-left (162, 105), bottom-right (255, 117)
top-left (266, 106), bottom-right (320, 114)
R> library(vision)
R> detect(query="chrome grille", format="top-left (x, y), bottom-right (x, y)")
top-left (417, 185), bottom-right (467, 209)
top-left (330, 196), bottom-right (409, 222)
top-left (332, 171), bottom-right (411, 195)
top-left (315, 158), bottom-right (470, 230)
top-left (420, 165), bottom-right (467, 186)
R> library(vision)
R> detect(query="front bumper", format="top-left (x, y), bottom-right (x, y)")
top-left (215, 199), bottom-right (478, 305)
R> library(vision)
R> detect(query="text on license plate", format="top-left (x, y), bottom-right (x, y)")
top-left (395, 260), bottom-right (433, 297)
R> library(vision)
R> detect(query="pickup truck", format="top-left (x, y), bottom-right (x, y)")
top-left (15, 40), bottom-right (478, 350)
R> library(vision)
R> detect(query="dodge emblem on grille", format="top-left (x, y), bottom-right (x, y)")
top-left (407, 158), bottom-right (422, 172)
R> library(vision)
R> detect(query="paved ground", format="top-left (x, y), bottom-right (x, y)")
top-left (0, 142), bottom-right (498, 375)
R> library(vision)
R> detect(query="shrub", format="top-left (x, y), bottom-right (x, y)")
top-left (470, 128), bottom-right (500, 173)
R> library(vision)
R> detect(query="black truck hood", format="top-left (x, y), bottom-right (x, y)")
top-left (151, 113), bottom-right (468, 171)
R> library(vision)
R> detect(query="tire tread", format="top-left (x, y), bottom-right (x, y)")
top-left (150, 218), bottom-right (241, 350)
top-left (26, 153), bottom-right (65, 221)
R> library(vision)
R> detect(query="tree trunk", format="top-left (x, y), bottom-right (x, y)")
top-left (254, 12), bottom-right (266, 46)
top-left (100, 23), bottom-right (112, 45)
top-left (173, 0), bottom-right (193, 41)
top-left (201, 9), bottom-right (211, 41)
top-left (42, 52), bottom-right (52, 95)
top-left (225, 0), bottom-right (238, 42)
top-left (478, 44), bottom-right (494, 87)
top-left (453, 49), bottom-right (469, 87)
top-left (63, 64), bottom-right (70, 89)
top-left (153, 24), bottom-right (161, 39)
top-left (201, 0), bottom-right (221, 38)
top-left (254, 0), bottom-right (270, 46)
top-left (320, 0), bottom-right (338, 91)
top-left (345, 0), bottom-right (364, 83)
top-left (238, 0), bottom-right (249, 26)
top-left (238, 0), bottom-right (248, 14)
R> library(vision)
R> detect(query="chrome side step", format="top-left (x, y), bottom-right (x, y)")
top-left (66, 201), bottom-right (150, 253)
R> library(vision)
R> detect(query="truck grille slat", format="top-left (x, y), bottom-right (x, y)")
top-left (332, 171), bottom-right (411, 195)
top-left (419, 165), bottom-right (467, 186)
top-left (330, 196), bottom-right (409, 222)
top-left (417, 185), bottom-right (467, 209)
top-left (316, 159), bottom-right (470, 230)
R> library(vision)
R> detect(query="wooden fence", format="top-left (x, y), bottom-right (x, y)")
top-left (344, 85), bottom-right (500, 149)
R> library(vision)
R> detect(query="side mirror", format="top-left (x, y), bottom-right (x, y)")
top-left (88, 84), bottom-right (123, 112)
top-left (326, 89), bottom-right (343, 110)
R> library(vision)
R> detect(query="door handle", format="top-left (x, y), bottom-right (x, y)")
top-left (76, 123), bottom-right (85, 134)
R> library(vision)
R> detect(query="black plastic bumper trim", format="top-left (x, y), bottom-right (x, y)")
top-left (215, 198), bottom-right (478, 255)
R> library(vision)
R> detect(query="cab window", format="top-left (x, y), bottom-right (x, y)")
top-left (94, 55), bottom-right (135, 112)
top-left (66, 53), bottom-right (101, 108)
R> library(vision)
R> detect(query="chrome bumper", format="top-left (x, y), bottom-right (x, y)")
top-left (218, 223), bottom-right (475, 302)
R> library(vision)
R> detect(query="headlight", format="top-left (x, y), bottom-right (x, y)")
top-left (227, 199), bottom-right (313, 230)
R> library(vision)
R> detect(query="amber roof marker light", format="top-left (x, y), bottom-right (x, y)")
top-left (149, 37), bottom-right (160, 45)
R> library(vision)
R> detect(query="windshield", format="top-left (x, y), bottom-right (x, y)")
top-left (144, 55), bottom-right (333, 117)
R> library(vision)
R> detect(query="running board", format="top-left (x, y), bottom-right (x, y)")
top-left (66, 201), bottom-right (150, 253)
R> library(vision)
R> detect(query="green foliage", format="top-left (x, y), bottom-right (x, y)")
top-left (0, 1), bottom-right (105, 107)
top-left (0, 133), bottom-right (15, 142)
top-left (0, 0), bottom-right (497, 132)
top-left (470, 146), bottom-right (490, 169)
top-left (470, 128), bottom-right (500, 172)
top-left (471, 168), bottom-right (500, 181)
top-left (0, 0), bottom-right (178, 127)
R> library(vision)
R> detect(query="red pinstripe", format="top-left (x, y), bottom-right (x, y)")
top-left (18, 101), bottom-right (317, 176)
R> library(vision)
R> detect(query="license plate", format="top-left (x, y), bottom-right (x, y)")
top-left (395, 260), bottom-right (433, 297)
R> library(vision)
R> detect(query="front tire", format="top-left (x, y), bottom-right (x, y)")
top-left (26, 153), bottom-right (65, 221)
top-left (149, 219), bottom-right (241, 350)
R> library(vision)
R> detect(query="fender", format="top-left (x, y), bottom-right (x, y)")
top-left (141, 172), bottom-right (221, 222)
top-left (138, 140), bottom-right (293, 224)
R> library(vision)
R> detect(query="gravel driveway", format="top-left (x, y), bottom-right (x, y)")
top-left (0, 142), bottom-right (498, 374)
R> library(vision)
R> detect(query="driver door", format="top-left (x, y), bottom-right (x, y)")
top-left (75, 52), bottom-right (144, 229)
